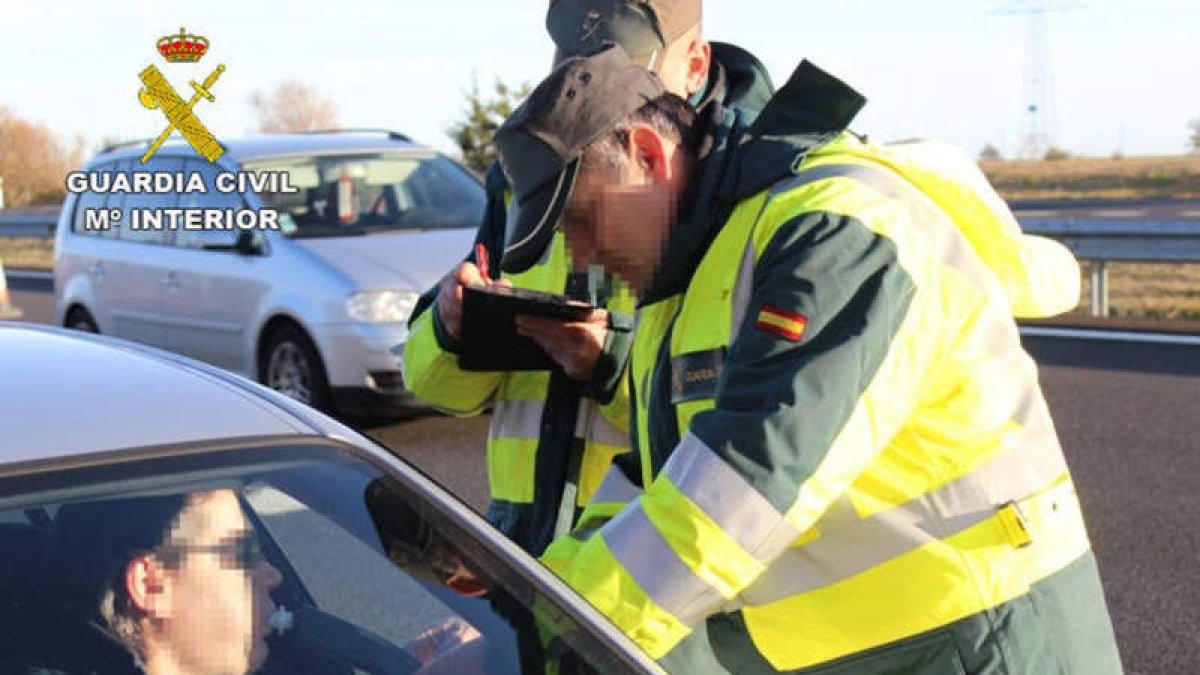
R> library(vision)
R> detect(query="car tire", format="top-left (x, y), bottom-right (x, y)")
top-left (65, 307), bottom-right (99, 333)
top-left (260, 324), bottom-right (331, 412)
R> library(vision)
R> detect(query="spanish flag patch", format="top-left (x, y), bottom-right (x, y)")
top-left (755, 305), bottom-right (808, 342)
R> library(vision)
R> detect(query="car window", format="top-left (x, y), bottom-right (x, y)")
top-left (175, 159), bottom-right (249, 250)
top-left (72, 160), bottom-right (121, 239)
top-left (0, 443), bottom-right (650, 675)
top-left (117, 157), bottom-right (183, 245)
top-left (241, 152), bottom-right (485, 238)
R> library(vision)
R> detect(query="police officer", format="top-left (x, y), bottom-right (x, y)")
top-left (402, 0), bottom-right (774, 558)
top-left (498, 44), bottom-right (1123, 674)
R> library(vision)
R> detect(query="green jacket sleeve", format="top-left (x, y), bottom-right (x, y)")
top-left (540, 211), bottom-right (919, 657)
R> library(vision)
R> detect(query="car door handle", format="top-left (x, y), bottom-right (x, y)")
top-left (163, 271), bottom-right (180, 290)
top-left (90, 261), bottom-right (105, 279)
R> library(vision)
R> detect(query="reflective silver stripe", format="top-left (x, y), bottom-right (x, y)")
top-left (574, 400), bottom-right (629, 448)
top-left (491, 399), bottom-right (628, 448)
top-left (730, 237), bottom-right (756, 342)
top-left (740, 435), bottom-right (1070, 605)
top-left (662, 433), bottom-right (800, 563)
top-left (766, 163), bottom-right (872, 197)
top-left (768, 162), bottom-right (988, 289)
top-left (602, 503), bottom-right (725, 627)
top-left (590, 465), bottom-right (643, 505)
top-left (489, 399), bottom-right (544, 441)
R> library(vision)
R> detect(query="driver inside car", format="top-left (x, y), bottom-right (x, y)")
top-left (30, 487), bottom-right (488, 675)
top-left (49, 490), bottom-right (283, 675)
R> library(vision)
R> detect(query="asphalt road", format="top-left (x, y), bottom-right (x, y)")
top-left (7, 284), bottom-right (1199, 674)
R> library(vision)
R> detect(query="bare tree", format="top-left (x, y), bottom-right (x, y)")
top-left (0, 106), bottom-right (87, 207)
top-left (250, 81), bottom-right (339, 133)
top-left (1190, 118), bottom-right (1200, 153)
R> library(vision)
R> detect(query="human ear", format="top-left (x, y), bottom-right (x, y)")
top-left (628, 124), bottom-right (671, 183)
top-left (685, 39), bottom-right (712, 97)
top-left (126, 555), bottom-right (170, 619)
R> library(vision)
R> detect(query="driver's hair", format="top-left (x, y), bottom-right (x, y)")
top-left (99, 491), bottom-right (221, 660)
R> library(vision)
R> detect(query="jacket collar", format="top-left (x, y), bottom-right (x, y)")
top-left (693, 41), bottom-right (776, 122)
top-left (639, 60), bottom-right (866, 306)
top-left (720, 60), bottom-right (867, 202)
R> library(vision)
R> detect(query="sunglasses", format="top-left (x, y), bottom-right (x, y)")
top-left (158, 531), bottom-right (264, 570)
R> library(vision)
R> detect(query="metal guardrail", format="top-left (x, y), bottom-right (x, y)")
top-left (1019, 218), bottom-right (1200, 317)
top-left (4, 208), bottom-right (1199, 317)
top-left (0, 209), bottom-right (59, 237)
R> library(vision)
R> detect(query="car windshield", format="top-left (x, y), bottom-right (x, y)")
top-left (0, 443), bottom-right (651, 675)
top-left (241, 152), bottom-right (485, 238)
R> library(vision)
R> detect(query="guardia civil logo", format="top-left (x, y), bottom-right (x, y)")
top-left (137, 27), bottom-right (226, 163)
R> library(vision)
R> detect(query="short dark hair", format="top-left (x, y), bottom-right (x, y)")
top-left (56, 493), bottom-right (211, 661)
top-left (581, 93), bottom-right (698, 177)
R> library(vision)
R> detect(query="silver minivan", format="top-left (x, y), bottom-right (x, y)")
top-left (54, 130), bottom-right (482, 416)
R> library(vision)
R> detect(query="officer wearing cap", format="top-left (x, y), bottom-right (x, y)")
top-left (402, 0), bottom-right (774, 560)
top-left (501, 44), bottom-right (1122, 674)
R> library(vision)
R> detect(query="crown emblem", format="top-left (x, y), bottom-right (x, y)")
top-left (157, 27), bottom-right (209, 63)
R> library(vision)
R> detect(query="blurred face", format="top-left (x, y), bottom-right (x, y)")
top-left (562, 164), bottom-right (672, 294)
top-left (562, 120), bottom-right (692, 294)
top-left (146, 490), bottom-right (282, 675)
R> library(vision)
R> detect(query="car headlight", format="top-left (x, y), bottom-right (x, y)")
top-left (346, 290), bottom-right (420, 323)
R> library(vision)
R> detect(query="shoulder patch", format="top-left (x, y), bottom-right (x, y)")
top-left (755, 304), bottom-right (808, 342)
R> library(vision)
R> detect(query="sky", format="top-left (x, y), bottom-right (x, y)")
top-left (1, 0), bottom-right (1197, 162)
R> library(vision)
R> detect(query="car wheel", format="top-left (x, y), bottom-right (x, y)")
top-left (65, 307), bottom-right (99, 333)
top-left (260, 324), bottom-right (331, 411)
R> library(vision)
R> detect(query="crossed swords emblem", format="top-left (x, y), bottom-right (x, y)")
top-left (137, 63), bottom-right (225, 164)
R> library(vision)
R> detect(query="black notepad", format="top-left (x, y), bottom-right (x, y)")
top-left (458, 285), bottom-right (595, 371)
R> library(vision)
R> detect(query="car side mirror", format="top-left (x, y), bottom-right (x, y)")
top-left (235, 231), bottom-right (264, 256)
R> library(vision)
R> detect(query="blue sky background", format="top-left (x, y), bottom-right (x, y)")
top-left (1, 0), bottom-right (1197, 160)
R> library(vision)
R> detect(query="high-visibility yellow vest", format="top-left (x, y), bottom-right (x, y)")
top-left (487, 231), bottom-right (635, 512)
top-left (557, 135), bottom-right (1112, 671)
top-left (403, 229), bottom-right (634, 545)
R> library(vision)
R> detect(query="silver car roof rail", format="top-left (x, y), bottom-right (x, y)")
top-left (97, 138), bottom-right (155, 155)
top-left (295, 128), bottom-right (412, 142)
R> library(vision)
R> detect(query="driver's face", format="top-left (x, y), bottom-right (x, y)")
top-left (157, 490), bottom-right (282, 675)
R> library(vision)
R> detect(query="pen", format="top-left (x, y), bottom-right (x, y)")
top-left (475, 243), bottom-right (490, 280)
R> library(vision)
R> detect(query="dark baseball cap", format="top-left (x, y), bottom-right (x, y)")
top-left (547, 0), bottom-right (702, 67)
top-left (494, 44), bottom-right (666, 273)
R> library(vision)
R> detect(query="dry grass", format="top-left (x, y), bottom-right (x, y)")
top-left (1077, 262), bottom-right (1200, 322)
top-left (0, 236), bottom-right (53, 269)
top-left (981, 154), bottom-right (1200, 202)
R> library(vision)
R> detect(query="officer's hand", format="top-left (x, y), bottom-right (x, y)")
top-left (435, 262), bottom-right (509, 340)
top-left (515, 310), bottom-right (608, 382)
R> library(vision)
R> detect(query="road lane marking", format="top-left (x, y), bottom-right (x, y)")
top-left (1088, 209), bottom-right (1147, 218)
top-left (1015, 210), bottom-right (1059, 218)
top-left (1021, 326), bottom-right (1200, 347)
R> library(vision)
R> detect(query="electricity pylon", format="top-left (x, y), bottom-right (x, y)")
top-left (991, 1), bottom-right (1083, 159)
